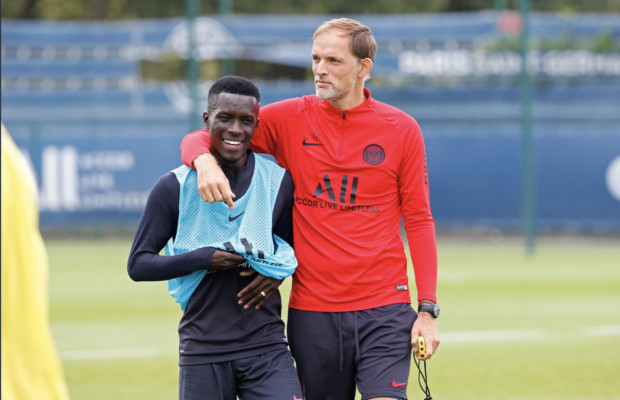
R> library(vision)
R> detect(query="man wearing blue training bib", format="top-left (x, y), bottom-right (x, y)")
top-left (128, 75), bottom-right (302, 400)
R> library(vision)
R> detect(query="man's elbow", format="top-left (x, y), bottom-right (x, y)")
top-left (127, 257), bottom-right (143, 282)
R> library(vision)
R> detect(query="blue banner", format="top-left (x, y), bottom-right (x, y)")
top-left (2, 13), bottom-right (619, 231)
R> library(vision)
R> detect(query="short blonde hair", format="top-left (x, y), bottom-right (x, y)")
top-left (313, 18), bottom-right (377, 61)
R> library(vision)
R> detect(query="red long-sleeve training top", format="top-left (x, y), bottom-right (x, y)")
top-left (181, 89), bottom-right (437, 312)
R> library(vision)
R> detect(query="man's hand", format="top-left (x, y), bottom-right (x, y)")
top-left (193, 153), bottom-right (236, 209)
top-left (411, 312), bottom-right (440, 361)
top-left (210, 249), bottom-right (245, 271)
top-left (237, 269), bottom-right (283, 310)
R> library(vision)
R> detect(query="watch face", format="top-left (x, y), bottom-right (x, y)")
top-left (419, 303), bottom-right (440, 318)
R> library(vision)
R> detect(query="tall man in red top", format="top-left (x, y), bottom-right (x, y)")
top-left (180, 18), bottom-right (440, 400)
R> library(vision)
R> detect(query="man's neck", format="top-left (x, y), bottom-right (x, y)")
top-left (214, 155), bottom-right (246, 176)
top-left (327, 86), bottom-right (367, 111)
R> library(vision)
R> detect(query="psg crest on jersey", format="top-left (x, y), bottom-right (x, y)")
top-left (363, 144), bottom-right (385, 165)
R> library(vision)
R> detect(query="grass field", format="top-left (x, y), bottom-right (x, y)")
top-left (45, 234), bottom-right (620, 399)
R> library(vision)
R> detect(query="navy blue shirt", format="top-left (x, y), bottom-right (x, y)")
top-left (128, 152), bottom-right (295, 364)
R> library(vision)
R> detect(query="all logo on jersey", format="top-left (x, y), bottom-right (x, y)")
top-left (314, 173), bottom-right (357, 204)
top-left (363, 144), bottom-right (385, 165)
top-left (294, 173), bottom-right (380, 213)
top-left (222, 239), bottom-right (285, 268)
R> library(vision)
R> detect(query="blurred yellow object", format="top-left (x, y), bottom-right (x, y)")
top-left (1, 123), bottom-right (70, 400)
top-left (417, 335), bottom-right (426, 358)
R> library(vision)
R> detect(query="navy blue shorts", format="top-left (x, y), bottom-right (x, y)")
top-left (288, 303), bottom-right (417, 400)
top-left (178, 348), bottom-right (303, 400)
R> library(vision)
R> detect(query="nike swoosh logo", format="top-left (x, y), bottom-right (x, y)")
top-left (302, 139), bottom-right (322, 146)
top-left (228, 212), bottom-right (245, 221)
top-left (293, 397), bottom-right (303, 400)
top-left (391, 380), bottom-right (407, 388)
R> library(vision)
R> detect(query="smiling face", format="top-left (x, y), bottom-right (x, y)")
top-left (204, 92), bottom-right (259, 172)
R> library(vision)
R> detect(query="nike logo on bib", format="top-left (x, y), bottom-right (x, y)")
top-left (229, 212), bottom-right (245, 221)
top-left (392, 380), bottom-right (407, 388)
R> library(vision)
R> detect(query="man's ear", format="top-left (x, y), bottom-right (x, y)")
top-left (358, 58), bottom-right (373, 79)
top-left (203, 111), bottom-right (209, 129)
top-left (255, 117), bottom-right (260, 129)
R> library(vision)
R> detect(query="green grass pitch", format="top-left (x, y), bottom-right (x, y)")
top-left (45, 235), bottom-right (620, 399)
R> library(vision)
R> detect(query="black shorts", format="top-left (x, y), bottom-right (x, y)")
top-left (288, 303), bottom-right (417, 400)
top-left (178, 348), bottom-right (303, 400)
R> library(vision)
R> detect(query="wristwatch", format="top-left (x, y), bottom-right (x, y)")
top-left (418, 302), bottom-right (440, 318)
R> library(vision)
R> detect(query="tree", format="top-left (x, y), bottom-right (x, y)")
top-left (2, 0), bottom-right (619, 20)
